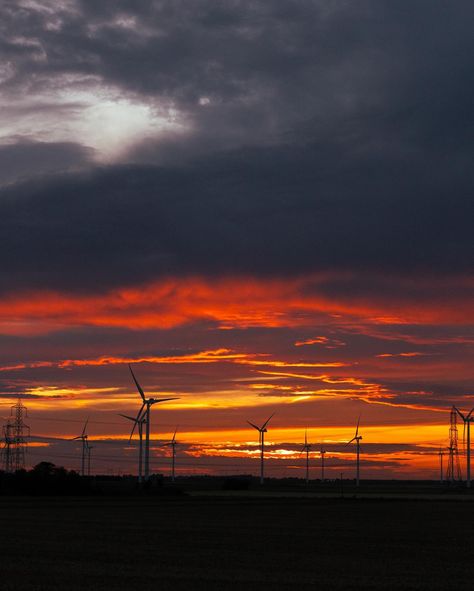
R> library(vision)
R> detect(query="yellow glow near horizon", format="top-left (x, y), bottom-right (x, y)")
top-left (10, 386), bottom-right (332, 412)
top-left (145, 423), bottom-right (449, 447)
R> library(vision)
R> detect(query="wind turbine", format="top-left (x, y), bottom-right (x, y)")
top-left (346, 416), bottom-right (362, 487)
top-left (247, 413), bottom-right (274, 485)
top-left (129, 365), bottom-right (179, 482)
top-left (300, 429), bottom-right (312, 485)
top-left (438, 447), bottom-right (445, 484)
top-left (320, 446), bottom-right (326, 481)
top-left (163, 426), bottom-right (178, 483)
top-left (454, 406), bottom-right (474, 488)
top-left (87, 445), bottom-right (94, 477)
top-left (72, 419), bottom-right (89, 476)
top-left (120, 412), bottom-right (146, 483)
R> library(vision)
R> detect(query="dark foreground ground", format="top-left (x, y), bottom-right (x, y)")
top-left (0, 495), bottom-right (472, 591)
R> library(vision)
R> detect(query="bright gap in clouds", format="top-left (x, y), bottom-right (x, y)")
top-left (0, 76), bottom-right (189, 162)
top-left (72, 94), bottom-right (186, 161)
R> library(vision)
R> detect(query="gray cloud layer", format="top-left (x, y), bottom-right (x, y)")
top-left (0, 1), bottom-right (472, 293)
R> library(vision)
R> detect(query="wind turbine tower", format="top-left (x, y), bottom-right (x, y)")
top-left (454, 406), bottom-right (474, 488)
top-left (300, 429), bottom-right (312, 485)
top-left (72, 419), bottom-right (89, 476)
top-left (87, 445), bottom-right (94, 477)
top-left (438, 448), bottom-right (444, 483)
top-left (129, 365), bottom-right (179, 482)
top-left (247, 413), bottom-right (274, 485)
top-left (164, 427), bottom-right (179, 482)
top-left (320, 446), bottom-right (326, 481)
top-left (346, 417), bottom-right (362, 487)
top-left (120, 412), bottom-right (146, 483)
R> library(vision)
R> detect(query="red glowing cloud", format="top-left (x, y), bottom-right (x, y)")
top-left (0, 273), bottom-right (472, 335)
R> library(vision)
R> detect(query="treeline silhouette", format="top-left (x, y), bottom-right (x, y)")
top-left (0, 463), bottom-right (180, 495)
top-left (0, 466), bottom-right (460, 496)
top-left (0, 462), bottom-right (97, 495)
top-left (0, 465), bottom-right (284, 495)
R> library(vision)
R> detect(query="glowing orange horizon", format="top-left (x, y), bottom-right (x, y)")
top-left (0, 274), bottom-right (470, 478)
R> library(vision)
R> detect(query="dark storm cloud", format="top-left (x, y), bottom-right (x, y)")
top-left (0, 1), bottom-right (473, 292)
top-left (0, 141), bottom-right (94, 186)
top-left (0, 154), bottom-right (472, 293)
top-left (2, 2), bottom-right (473, 144)
top-left (4, 1), bottom-right (474, 150)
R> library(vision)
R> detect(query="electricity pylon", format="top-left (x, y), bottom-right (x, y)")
top-left (446, 406), bottom-right (462, 483)
top-left (2, 400), bottom-right (30, 472)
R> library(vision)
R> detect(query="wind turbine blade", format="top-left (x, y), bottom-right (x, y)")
top-left (81, 418), bottom-right (89, 438)
top-left (304, 429), bottom-right (308, 446)
top-left (454, 406), bottom-right (466, 422)
top-left (172, 426), bottom-right (178, 442)
top-left (150, 397), bottom-right (179, 405)
top-left (467, 408), bottom-right (474, 420)
top-left (71, 436), bottom-right (82, 441)
top-left (355, 415), bottom-right (360, 438)
top-left (247, 420), bottom-right (260, 431)
top-left (119, 413), bottom-right (137, 422)
top-left (128, 426), bottom-right (137, 444)
top-left (261, 412), bottom-right (275, 430)
top-left (345, 437), bottom-right (356, 446)
top-left (129, 403), bottom-right (146, 442)
top-left (135, 402), bottom-right (146, 421)
top-left (129, 364), bottom-right (146, 402)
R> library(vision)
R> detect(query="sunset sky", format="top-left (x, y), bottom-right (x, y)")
top-left (0, 1), bottom-right (472, 479)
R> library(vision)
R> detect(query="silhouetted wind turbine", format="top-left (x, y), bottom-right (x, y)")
top-left (454, 406), bottom-right (474, 488)
top-left (438, 447), bottom-right (445, 484)
top-left (120, 412), bottom-right (146, 483)
top-left (346, 416), bottom-right (362, 487)
top-left (129, 365), bottom-right (179, 482)
top-left (72, 419), bottom-right (89, 476)
top-left (87, 444), bottom-right (94, 477)
top-left (320, 446), bottom-right (326, 481)
top-left (163, 426), bottom-right (178, 482)
top-left (247, 413), bottom-right (274, 485)
top-left (300, 429), bottom-right (312, 485)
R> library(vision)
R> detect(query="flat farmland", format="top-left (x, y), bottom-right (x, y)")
top-left (0, 496), bottom-right (472, 590)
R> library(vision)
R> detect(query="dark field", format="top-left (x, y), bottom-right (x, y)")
top-left (0, 495), bottom-right (473, 590)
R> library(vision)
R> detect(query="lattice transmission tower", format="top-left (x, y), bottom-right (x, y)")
top-left (446, 405), bottom-right (462, 483)
top-left (2, 399), bottom-right (30, 472)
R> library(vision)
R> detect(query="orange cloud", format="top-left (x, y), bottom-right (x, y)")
top-left (295, 336), bottom-right (346, 348)
top-left (60, 349), bottom-right (248, 367)
top-left (0, 349), bottom-right (349, 373)
top-left (376, 352), bottom-right (429, 358)
top-left (236, 359), bottom-right (349, 368)
top-left (255, 370), bottom-right (391, 402)
top-left (0, 273), bottom-right (471, 335)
